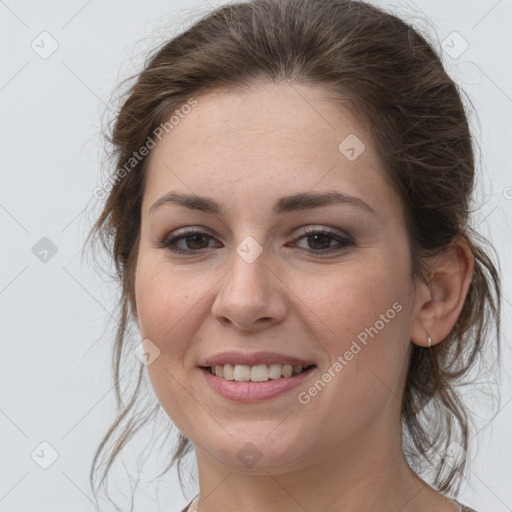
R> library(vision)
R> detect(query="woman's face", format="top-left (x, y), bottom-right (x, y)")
top-left (135, 83), bottom-right (419, 473)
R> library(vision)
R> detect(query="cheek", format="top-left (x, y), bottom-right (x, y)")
top-left (134, 257), bottom-right (200, 353)
top-left (301, 259), bottom-right (409, 349)
top-left (133, 257), bottom-right (210, 429)
top-left (297, 255), bottom-right (412, 402)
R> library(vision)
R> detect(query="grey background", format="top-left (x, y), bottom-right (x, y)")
top-left (1, 0), bottom-right (511, 511)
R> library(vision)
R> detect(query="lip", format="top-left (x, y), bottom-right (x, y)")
top-left (200, 351), bottom-right (316, 367)
top-left (200, 365), bottom-right (317, 402)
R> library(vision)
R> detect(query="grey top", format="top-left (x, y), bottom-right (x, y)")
top-left (180, 496), bottom-right (478, 511)
top-left (457, 503), bottom-right (478, 512)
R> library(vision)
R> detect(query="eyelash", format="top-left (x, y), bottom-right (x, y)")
top-left (157, 227), bottom-right (355, 256)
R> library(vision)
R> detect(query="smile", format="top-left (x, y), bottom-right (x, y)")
top-left (200, 364), bottom-right (317, 402)
top-left (206, 363), bottom-right (314, 382)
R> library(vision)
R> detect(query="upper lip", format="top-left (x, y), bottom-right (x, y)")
top-left (200, 351), bottom-right (316, 367)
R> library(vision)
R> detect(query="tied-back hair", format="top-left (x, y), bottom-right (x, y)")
top-left (85, 0), bottom-right (501, 507)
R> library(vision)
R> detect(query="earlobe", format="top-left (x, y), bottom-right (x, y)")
top-left (411, 235), bottom-right (474, 348)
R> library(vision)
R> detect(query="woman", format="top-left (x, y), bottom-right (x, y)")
top-left (86, 1), bottom-right (501, 510)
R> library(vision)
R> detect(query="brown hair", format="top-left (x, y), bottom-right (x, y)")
top-left (85, 0), bottom-right (501, 506)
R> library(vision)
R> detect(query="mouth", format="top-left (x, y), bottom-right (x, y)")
top-left (201, 363), bottom-right (317, 382)
top-left (199, 363), bottom-right (318, 402)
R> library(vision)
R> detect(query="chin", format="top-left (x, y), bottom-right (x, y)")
top-left (200, 430), bottom-right (312, 474)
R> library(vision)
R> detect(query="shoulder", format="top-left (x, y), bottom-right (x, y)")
top-left (451, 499), bottom-right (478, 512)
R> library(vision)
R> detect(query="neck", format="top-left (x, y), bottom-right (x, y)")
top-left (192, 415), bottom-right (439, 511)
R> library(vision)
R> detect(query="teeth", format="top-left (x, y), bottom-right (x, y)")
top-left (233, 364), bottom-right (250, 381)
top-left (269, 363), bottom-right (282, 379)
top-left (293, 365), bottom-right (303, 375)
top-left (211, 363), bottom-right (309, 382)
top-left (251, 364), bottom-right (269, 382)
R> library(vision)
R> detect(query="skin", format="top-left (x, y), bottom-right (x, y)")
top-left (133, 82), bottom-right (473, 511)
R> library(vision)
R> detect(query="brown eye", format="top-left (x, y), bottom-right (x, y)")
top-left (305, 233), bottom-right (333, 251)
top-left (182, 233), bottom-right (210, 250)
top-left (293, 228), bottom-right (354, 254)
top-left (158, 230), bottom-right (220, 254)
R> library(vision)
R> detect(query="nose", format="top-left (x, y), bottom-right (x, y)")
top-left (211, 247), bottom-right (288, 332)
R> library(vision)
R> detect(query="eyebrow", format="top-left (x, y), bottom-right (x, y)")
top-left (149, 190), bottom-right (378, 217)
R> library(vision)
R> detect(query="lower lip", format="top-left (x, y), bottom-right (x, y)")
top-left (200, 366), bottom-right (317, 402)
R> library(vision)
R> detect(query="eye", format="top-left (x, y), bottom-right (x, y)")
top-left (291, 227), bottom-right (354, 254)
top-left (157, 229), bottom-right (220, 255)
top-left (157, 226), bottom-right (354, 256)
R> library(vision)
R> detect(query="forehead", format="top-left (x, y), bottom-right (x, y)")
top-left (142, 82), bottom-right (397, 220)
top-left (152, 82), bottom-right (364, 159)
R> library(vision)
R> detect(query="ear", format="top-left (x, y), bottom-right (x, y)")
top-left (411, 235), bottom-right (474, 347)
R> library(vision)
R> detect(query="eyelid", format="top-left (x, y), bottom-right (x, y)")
top-left (157, 224), bottom-right (355, 256)
top-left (157, 227), bottom-right (217, 248)
top-left (295, 225), bottom-right (353, 239)
top-left (161, 224), bottom-right (351, 241)
top-left (290, 226), bottom-right (355, 253)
